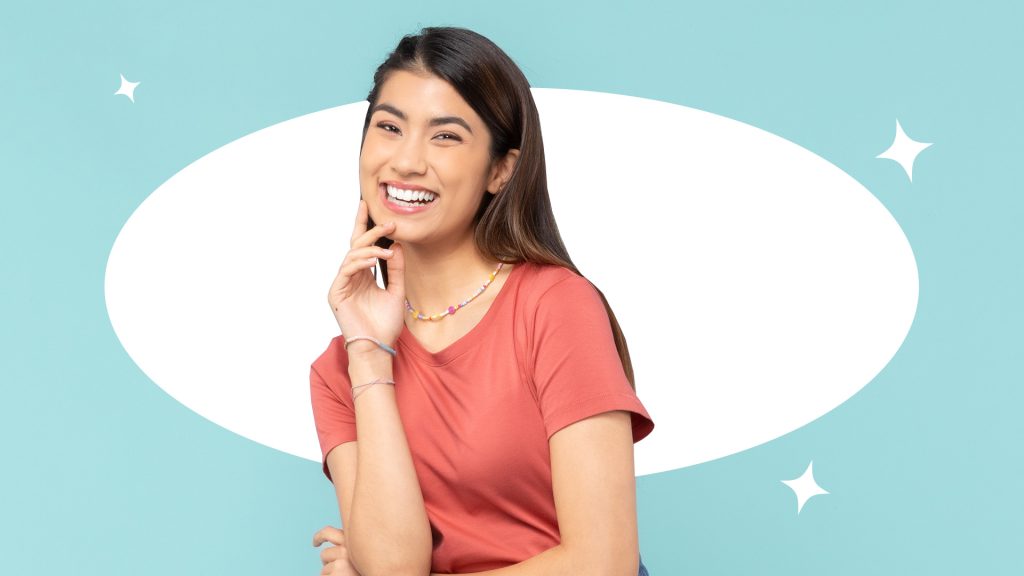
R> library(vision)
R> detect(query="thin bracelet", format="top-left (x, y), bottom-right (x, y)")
top-left (344, 336), bottom-right (397, 356)
top-left (352, 377), bottom-right (395, 400)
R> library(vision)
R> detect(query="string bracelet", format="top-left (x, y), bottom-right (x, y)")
top-left (344, 336), bottom-right (397, 356)
top-left (352, 377), bottom-right (395, 400)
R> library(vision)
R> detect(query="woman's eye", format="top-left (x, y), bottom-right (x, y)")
top-left (435, 132), bottom-right (462, 142)
top-left (377, 122), bottom-right (400, 134)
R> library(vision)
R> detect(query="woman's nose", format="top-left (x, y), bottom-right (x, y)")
top-left (392, 136), bottom-right (427, 175)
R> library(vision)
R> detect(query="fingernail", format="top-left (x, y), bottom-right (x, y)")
top-left (383, 249), bottom-right (394, 255)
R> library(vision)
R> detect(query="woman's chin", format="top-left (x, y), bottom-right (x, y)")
top-left (381, 230), bottom-right (423, 247)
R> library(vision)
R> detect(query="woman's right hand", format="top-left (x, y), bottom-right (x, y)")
top-left (313, 525), bottom-right (361, 576)
top-left (328, 199), bottom-right (406, 350)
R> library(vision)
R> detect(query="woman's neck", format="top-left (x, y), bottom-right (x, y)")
top-left (400, 237), bottom-right (506, 314)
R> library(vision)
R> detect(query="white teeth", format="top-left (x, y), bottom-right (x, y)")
top-left (386, 184), bottom-right (436, 203)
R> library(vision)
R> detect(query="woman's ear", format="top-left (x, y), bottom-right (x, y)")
top-left (487, 148), bottom-right (520, 194)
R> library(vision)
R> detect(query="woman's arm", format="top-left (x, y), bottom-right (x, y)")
top-left (319, 207), bottom-right (431, 575)
top-left (430, 410), bottom-right (640, 576)
top-left (336, 343), bottom-right (432, 576)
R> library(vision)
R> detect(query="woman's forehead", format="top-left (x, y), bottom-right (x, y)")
top-left (375, 70), bottom-right (481, 125)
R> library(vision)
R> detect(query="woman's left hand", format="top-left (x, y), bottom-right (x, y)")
top-left (313, 525), bottom-right (360, 576)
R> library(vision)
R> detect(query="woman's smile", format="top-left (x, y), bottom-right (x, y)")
top-left (380, 181), bottom-right (439, 214)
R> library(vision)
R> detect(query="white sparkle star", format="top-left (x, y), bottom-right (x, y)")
top-left (876, 119), bottom-right (932, 182)
top-left (114, 73), bottom-right (141, 103)
top-left (781, 460), bottom-right (829, 515)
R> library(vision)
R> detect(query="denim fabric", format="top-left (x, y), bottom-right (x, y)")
top-left (638, 554), bottom-right (650, 576)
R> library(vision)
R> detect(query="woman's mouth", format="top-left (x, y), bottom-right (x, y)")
top-left (381, 183), bottom-right (438, 213)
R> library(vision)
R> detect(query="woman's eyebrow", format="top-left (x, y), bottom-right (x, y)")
top-left (372, 103), bottom-right (474, 134)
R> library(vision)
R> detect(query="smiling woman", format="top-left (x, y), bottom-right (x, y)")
top-left (310, 26), bottom-right (654, 576)
top-left (360, 70), bottom-right (502, 243)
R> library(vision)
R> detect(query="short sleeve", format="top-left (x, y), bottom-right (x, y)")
top-left (309, 361), bottom-right (356, 482)
top-left (530, 274), bottom-right (655, 443)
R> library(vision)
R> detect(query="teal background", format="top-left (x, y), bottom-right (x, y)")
top-left (2, 1), bottom-right (1021, 573)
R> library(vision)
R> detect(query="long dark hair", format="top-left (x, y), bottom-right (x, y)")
top-left (361, 27), bottom-right (636, 390)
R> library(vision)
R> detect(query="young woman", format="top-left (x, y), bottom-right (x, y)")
top-left (309, 27), bottom-right (655, 576)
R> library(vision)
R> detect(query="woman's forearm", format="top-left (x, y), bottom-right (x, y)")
top-left (430, 544), bottom-right (636, 576)
top-left (425, 541), bottom-right (618, 573)
top-left (346, 345), bottom-right (432, 576)
top-left (428, 545), bottom-right (569, 576)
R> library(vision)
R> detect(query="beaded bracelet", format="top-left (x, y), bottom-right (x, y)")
top-left (352, 377), bottom-right (396, 400)
top-left (344, 336), bottom-right (397, 356)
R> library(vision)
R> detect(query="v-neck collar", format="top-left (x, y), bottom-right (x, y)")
top-left (397, 262), bottom-right (526, 366)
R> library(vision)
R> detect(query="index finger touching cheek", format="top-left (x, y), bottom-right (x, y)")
top-left (350, 200), bottom-right (369, 247)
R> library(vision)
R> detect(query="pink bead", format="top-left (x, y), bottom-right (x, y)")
top-left (448, 306), bottom-right (456, 314)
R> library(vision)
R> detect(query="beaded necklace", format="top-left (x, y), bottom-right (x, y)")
top-left (405, 262), bottom-right (505, 321)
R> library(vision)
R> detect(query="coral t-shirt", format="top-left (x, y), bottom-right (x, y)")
top-left (309, 261), bottom-right (655, 573)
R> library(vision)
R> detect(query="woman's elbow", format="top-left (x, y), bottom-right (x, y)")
top-left (353, 560), bottom-right (430, 576)
top-left (563, 542), bottom-right (639, 576)
top-left (600, 554), bottom-right (639, 576)
top-left (349, 553), bottom-right (431, 576)
top-left (347, 532), bottom-right (432, 576)
top-left (605, 554), bottom-right (639, 576)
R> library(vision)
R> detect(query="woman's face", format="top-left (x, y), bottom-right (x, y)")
top-left (359, 69), bottom-right (504, 248)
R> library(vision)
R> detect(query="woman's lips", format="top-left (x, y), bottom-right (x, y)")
top-left (379, 183), bottom-right (438, 214)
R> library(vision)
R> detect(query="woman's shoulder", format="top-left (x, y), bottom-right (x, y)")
top-left (512, 261), bottom-right (599, 311)
top-left (310, 334), bottom-right (350, 377)
top-left (514, 261), bottom-right (588, 294)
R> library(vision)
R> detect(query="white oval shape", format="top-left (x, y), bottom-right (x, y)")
top-left (105, 89), bottom-right (918, 476)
